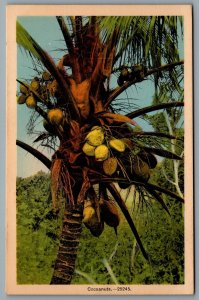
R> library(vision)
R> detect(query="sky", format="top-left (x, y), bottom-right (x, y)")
top-left (17, 16), bottom-right (184, 178)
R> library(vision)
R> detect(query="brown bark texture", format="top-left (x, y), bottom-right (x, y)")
top-left (50, 204), bottom-right (83, 284)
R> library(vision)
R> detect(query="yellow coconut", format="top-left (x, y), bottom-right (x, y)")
top-left (26, 95), bottom-right (37, 109)
top-left (42, 71), bottom-right (51, 81)
top-left (109, 139), bottom-right (125, 152)
top-left (83, 201), bottom-right (104, 237)
top-left (82, 142), bottom-right (96, 156)
top-left (95, 144), bottom-right (109, 161)
top-left (20, 83), bottom-right (28, 95)
top-left (17, 94), bottom-right (27, 105)
top-left (47, 108), bottom-right (63, 125)
top-left (86, 126), bottom-right (104, 146)
top-left (103, 157), bottom-right (118, 175)
top-left (31, 79), bottom-right (40, 91)
top-left (83, 206), bottom-right (96, 223)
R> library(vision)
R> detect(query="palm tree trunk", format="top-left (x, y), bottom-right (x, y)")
top-left (50, 203), bottom-right (83, 284)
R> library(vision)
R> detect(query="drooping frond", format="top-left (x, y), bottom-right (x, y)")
top-left (126, 101), bottom-right (184, 119)
top-left (16, 140), bottom-right (51, 169)
top-left (106, 61), bottom-right (184, 107)
top-left (106, 183), bottom-right (149, 260)
top-left (99, 16), bottom-right (182, 65)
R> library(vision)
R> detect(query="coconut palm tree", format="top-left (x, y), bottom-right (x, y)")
top-left (16, 16), bottom-right (184, 284)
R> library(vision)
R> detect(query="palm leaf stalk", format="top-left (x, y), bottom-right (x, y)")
top-left (16, 140), bottom-right (51, 169)
top-left (126, 101), bottom-right (184, 119)
top-left (106, 61), bottom-right (184, 108)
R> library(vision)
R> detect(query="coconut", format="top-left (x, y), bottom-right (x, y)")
top-left (31, 79), bottom-right (40, 91)
top-left (109, 139), bottom-right (125, 152)
top-left (118, 181), bottom-right (131, 190)
top-left (82, 143), bottom-right (96, 156)
top-left (132, 157), bottom-right (150, 181)
top-left (26, 95), bottom-right (37, 109)
top-left (83, 206), bottom-right (95, 223)
top-left (89, 221), bottom-right (104, 237)
top-left (41, 92), bottom-right (48, 101)
top-left (47, 82), bottom-right (52, 92)
top-left (42, 71), bottom-right (51, 81)
top-left (95, 145), bottom-right (109, 161)
top-left (86, 126), bottom-right (104, 146)
top-left (103, 157), bottom-right (118, 175)
top-left (43, 119), bottom-right (55, 134)
top-left (101, 200), bottom-right (120, 228)
top-left (47, 108), bottom-right (63, 125)
top-left (138, 150), bottom-right (157, 169)
top-left (17, 94), bottom-right (27, 105)
top-left (83, 203), bottom-right (104, 237)
top-left (121, 67), bottom-right (129, 78)
top-left (49, 79), bottom-right (58, 96)
top-left (20, 83), bottom-right (28, 95)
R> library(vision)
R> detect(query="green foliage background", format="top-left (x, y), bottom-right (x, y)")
top-left (17, 163), bottom-right (184, 285)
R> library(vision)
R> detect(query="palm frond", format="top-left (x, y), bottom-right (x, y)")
top-left (141, 146), bottom-right (182, 160)
top-left (33, 133), bottom-right (51, 143)
top-left (132, 131), bottom-right (176, 139)
top-left (91, 177), bottom-right (184, 203)
top-left (56, 16), bottom-right (74, 54)
top-left (106, 183), bottom-right (149, 261)
top-left (106, 61), bottom-right (184, 107)
top-left (126, 101), bottom-right (184, 119)
top-left (100, 16), bottom-right (182, 65)
top-left (144, 186), bottom-right (170, 215)
top-left (16, 140), bottom-right (51, 169)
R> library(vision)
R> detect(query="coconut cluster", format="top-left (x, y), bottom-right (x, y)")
top-left (82, 126), bottom-right (126, 176)
top-left (82, 198), bottom-right (120, 237)
top-left (17, 71), bottom-right (60, 109)
top-left (17, 81), bottom-right (38, 109)
top-left (17, 77), bottom-right (43, 109)
top-left (17, 71), bottom-right (65, 134)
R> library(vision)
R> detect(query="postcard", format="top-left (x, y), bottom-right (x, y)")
top-left (6, 4), bottom-right (193, 295)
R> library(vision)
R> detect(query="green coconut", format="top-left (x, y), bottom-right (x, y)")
top-left (17, 94), bottom-right (27, 105)
top-left (132, 157), bottom-right (150, 181)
